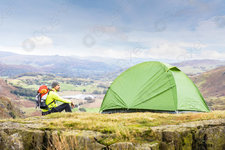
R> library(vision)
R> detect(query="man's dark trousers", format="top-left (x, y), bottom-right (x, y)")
top-left (51, 103), bottom-right (72, 112)
top-left (42, 103), bottom-right (72, 115)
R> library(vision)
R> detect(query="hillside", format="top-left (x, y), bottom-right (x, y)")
top-left (0, 78), bottom-right (24, 119)
top-left (0, 79), bottom-right (24, 118)
top-left (0, 78), bottom-right (38, 118)
top-left (0, 111), bottom-right (225, 149)
top-left (0, 78), bottom-right (17, 99)
top-left (192, 66), bottom-right (225, 97)
top-left (191, 66), bottom-right (225, 110)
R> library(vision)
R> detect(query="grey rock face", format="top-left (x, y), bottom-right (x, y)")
top-left (0, 119), bottom-right (225, 150)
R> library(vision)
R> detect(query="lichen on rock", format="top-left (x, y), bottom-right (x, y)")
top-left (0, 115), bottom-right (225, 149)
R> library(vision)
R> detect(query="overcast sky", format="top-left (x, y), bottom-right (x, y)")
top-left (0, 0), bottom-right (225, 61)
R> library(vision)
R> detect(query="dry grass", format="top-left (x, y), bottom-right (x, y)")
top-left (4, 111), bottom-right (225, 145)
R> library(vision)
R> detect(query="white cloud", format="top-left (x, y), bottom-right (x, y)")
top-left (74, 47), bottom-right (131, 59)
top-left (195, 15), bottom-right (225, 38)
top-left (194, 50), bottom-right (225, 60)
top-left (80, 15), bottom-right (225, 61)
top-left (89, 25), bottom-right (128, 41)
top-left (124, 14), bottom-right (225, 61)
top-left (28, 36), bottom-right (53, 48)
top-left (126, 39), bottom-right (207, 60)
top-left (21, 36), bottom-right (53, 52)
top-left (148, 42), bottom-right (188, 60)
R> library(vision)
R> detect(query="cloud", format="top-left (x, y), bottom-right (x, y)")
top-left (89, 25), bottom-right (128, 41)
top-left (123, 14), bottom-right (225, 61)
top-left (196, 15), bottom-right (225, 34)
top-left (28, 36), bottom-right (53, 47)
top-left (21, 36), bottom-right (53, 52)
top-left (213, 15), bottom-right (225, 28)
top-left (148, 42), bottom-right (188, 60)
top-left (194, 50), bottom-right (225, 60)
top-left (125, 39), bottom-right (208, 60)
top-left (78, 47), bottom-right (131, 59)
top-left (145, 41), bottom-right (225, 61)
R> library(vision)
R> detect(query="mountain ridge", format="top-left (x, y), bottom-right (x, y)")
top-left (0, 51), bottom-right (225, 78)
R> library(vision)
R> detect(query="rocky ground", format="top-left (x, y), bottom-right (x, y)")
top-left (0, 111), bottom-right (225, 150)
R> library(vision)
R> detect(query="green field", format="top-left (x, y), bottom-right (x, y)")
top-left (6, 73), bottom-right (110, 93)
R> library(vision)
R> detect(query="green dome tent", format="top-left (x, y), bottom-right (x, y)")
top-left (100, 61), bottom-right (210, 113)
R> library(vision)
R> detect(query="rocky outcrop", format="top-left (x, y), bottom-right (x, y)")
top-left (151, 119), bottom-right (225, 150)
top-left (0, 96), bottom-right (24, 119)
top-left (0, 119), bottom-right (225, 150)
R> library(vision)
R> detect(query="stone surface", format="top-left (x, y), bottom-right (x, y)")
top-left (51, 130), bottom-right (106, 150)
top-left (134, 143), bottom-right (159, 150)
top-left (0, 119), bottom-right (225, 149)
top-left (109, 142), bottom-right (135, 150)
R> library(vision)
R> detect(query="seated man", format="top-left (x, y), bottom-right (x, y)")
top-left (42, 81), bottom-right (74, 115)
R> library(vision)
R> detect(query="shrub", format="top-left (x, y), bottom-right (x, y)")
top-left (10, 86), bottom-right (36, 98)
top-left (92, 90), bottom-right (101, 94)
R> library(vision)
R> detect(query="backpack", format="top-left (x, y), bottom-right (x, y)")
top-left (36, 85), bottom-right (51, 109)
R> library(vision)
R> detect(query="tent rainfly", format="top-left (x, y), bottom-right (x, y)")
top-left (100, 61), bottom-right (210, 113)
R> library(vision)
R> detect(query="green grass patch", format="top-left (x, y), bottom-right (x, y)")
top-left (85, 108), bottom-right (100, 113)
top-left (60, 83), bottom-right (77, 91)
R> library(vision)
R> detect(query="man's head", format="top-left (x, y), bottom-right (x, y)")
top-left (51, 81), bottom-right (60, 91)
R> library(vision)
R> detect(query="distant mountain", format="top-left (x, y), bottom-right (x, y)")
top-left (0, 63), bottom-right (40, 77)
top-left (0, 51), bottom-right (118, 79)
top-left (0, 51), bottom-right (18, 58)
top-left (1, 51), bottom-right (225, 79)
top-left (172, 59), bottom-right (225, 75)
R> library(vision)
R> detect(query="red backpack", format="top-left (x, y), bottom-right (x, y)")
top-left (36, 85), bottom-right (50, 109)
